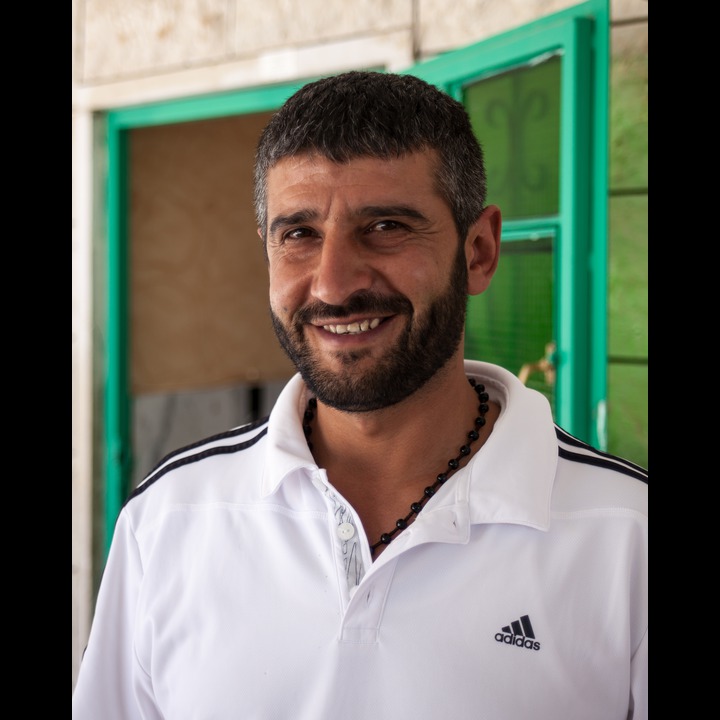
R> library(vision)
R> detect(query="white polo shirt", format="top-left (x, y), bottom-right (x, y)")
top-left (72, 360), bottom-right (648, 720)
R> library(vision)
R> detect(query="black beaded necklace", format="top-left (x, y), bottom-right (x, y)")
top-left (302, 377), bottom-right (490, 556)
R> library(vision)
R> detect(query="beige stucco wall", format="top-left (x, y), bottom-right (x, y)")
top-left (71, 0), bottom-right (648, 692)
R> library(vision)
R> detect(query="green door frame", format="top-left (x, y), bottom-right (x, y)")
top-left (99, 0), bottom-right (610, 557)
top-left (102, 81), bottom-right (311, 553)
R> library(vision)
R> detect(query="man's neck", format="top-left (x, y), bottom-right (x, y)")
top-left (303, 362), bottom-right (500, 557)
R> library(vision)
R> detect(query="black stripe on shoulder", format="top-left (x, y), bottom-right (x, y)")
top-left (144, 416), bottom-right (270, 478)
top-left (555, 425), bottom-right (648, 484)
top-left (125, 421), bottom-right (269, 507)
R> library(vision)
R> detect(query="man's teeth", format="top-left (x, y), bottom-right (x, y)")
top-left (323, 318), bottom-right (382, 335)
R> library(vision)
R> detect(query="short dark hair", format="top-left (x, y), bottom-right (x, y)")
top-left (254, 70), bottom-right (487, 242)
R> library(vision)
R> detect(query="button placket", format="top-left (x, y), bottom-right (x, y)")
top-left (314, 476), bottom-right (366, 592)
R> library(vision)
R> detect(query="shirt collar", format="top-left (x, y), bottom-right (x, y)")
top-left (260, 362), bottom-right (558, 532)
top-left (260, 373), bottom-right (316, 497)
top-left (460, 359), bottom-right (557, 530)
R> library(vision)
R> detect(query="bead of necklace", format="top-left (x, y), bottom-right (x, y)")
top-left (302, 377), bottom-right (490, 556)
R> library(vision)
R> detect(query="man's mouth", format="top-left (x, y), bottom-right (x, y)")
top-left (321, 318), bottom-right (383, 335)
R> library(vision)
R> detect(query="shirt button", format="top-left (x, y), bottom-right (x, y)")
top-left (337, 522), bottom-right (355, 540)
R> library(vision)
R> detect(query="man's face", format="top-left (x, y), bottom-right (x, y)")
top-left (264, 151), bottom-right (470, 411)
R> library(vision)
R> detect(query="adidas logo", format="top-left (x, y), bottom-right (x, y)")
top-left (494, 614), bottom-right (541, 651)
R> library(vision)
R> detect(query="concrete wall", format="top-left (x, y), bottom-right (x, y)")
top-left (71, 0), bottom-right (648, 691)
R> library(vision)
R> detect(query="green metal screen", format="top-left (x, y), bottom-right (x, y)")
top-left (465, 236), bottom-right (555, 408)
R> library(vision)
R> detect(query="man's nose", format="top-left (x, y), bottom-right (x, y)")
top-left (311, 233), bottom-right (373, 307)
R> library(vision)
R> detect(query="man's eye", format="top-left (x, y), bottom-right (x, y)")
top-left (369, 220), bottom-right (404, 233)
top-left (283, 227), bottom-right (315, 241)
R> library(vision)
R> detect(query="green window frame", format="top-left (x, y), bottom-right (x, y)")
top-left (409, 0), bottom-right (609, 449)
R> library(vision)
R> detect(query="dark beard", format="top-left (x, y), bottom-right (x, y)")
top-left (270, 243), bottom-right (469, 412)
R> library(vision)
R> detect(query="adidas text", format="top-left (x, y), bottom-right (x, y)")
top-left (494, 633), bottom-right (541, 651)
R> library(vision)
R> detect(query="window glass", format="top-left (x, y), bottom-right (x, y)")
top-left (608, 363), bottom-right (648, 470)
top-left (464, 55), bottom-right (561, 219)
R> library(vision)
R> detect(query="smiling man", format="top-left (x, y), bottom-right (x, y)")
top-left (73, 71), bottom-right (648, 720)
top-left (265, 151), bottom-right (494, 412)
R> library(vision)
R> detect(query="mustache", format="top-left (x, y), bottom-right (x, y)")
top-left (294, 291), bottom-right (413, 324)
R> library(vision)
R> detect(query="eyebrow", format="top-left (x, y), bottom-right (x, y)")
top-left (357, 205), bottom-right (429, 223)
top-left (269, 205), bottom-right (430, 237)
top-left (268, 210), bottom-right (319, 238)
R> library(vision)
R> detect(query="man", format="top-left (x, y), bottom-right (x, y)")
top-left (73, 71), bottom-right (648, 719)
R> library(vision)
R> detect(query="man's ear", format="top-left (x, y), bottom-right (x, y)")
top-left (257, 227), bottom-right (269, 263)
top-left (466, 205), bottom-right (501, 296)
